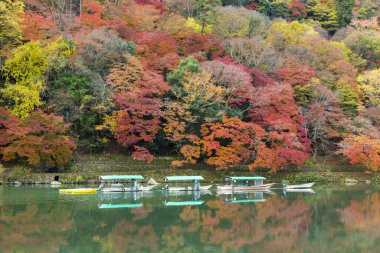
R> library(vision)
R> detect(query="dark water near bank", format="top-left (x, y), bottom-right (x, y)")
top-left (1, 184), bottom-right (379, 253)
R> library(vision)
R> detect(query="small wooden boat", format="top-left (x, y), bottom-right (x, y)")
top-left (284, 182), bottom-right (315, 189)
top-left (98, 175), bottom-right (156, 192)
top-left (217, 176), bottom-right (275, 192)
top-left (59, 188), bottom-right (97, 194)
top-left (163, 176), bottom-right (213, 191)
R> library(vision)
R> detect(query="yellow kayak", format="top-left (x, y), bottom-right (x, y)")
top-left (59, 188), bottom-right (97, 194)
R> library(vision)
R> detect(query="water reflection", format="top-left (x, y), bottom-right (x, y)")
top-left (1, 185), bottom-right (380, 252)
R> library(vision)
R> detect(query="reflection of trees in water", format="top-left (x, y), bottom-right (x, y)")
top-left (338, 192), bottom-right (380, 253)
top-left (98, 204), bottom-right (158, 253)
top-left (8, 189), bottom-right (380, 253)
top-left (160, 195), bottom-right (311, 253)
top-left (99, 219), bottom-right (159, 253)
top-left (307, 191), bottom-right (380, 253)
top-left (0, 204), bottom-right (72, 253)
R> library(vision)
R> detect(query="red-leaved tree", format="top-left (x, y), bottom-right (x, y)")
top-left (20, 11), bottom-right (56, 41)
top-left (173, 117), bottom-right (260, 168)
top-left (0, 108), bottom-right (75, 170)
top-left (134, 31), bottom-right (180, 73)
top-left (248, 83), bottom-right (311, 171)
top-left (276, 66), bottom-right (315, 86)
top-left (105, 62), bottom-right (170, 162)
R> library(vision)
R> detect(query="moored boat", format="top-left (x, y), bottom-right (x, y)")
top-left (283, 182), bottom-right (315, 189)
top-left (59, 188), bottom-right (97, 194)
top-left (98, 175), bottom-right (156, 192)
top-left (217, 176), bottom-right (275, 192)
top-left (163, 176), bottom-right (213, 191)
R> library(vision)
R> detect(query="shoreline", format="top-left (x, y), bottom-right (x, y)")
top-left (1, 171), bottom-right (378, 185)
top-left (1, 154), bottom-right (373, 185)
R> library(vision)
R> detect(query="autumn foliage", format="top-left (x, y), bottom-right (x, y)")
top-left (0, 108), bottom-right (75, 170)
top-left (338, 134), bottom-right (380, 171)
top-left (0, 0), bottom-right (379, 171)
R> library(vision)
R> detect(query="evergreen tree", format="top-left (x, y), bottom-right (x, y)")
top-left (335, 0), bottom-right (355, 28)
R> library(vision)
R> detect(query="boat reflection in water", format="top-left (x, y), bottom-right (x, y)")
top-left (163, 189), bottom-right (209, 206)
top-left (222, 190), bottom-right (272, 204)
top-left (97, 191), bottom-right (150, 209)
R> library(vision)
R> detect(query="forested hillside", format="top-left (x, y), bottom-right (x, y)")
top-left (0, 0), bottom-right (379, 171)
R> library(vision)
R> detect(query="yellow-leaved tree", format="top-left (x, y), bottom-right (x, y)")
top-left (0, 0), bottom-right (24, 49)
top-left (357, 69), bottom-right (380, 107)
top-left (1, 38), bottom-right (74, 118)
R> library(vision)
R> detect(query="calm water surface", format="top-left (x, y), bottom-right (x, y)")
top-left (0, 184), bottom-right (379, 253)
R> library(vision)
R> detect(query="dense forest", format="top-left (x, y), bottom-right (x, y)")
top-left (0, 0), bottom-right (379, 172)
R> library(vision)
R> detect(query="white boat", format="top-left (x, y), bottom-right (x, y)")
top-left (163, 176), bottom-right (212, 191)
top-left (217, 176), bottom-right (275, 192)
top-left (98, 175), bottom-right (156, 192)
top-left (285, 182), bottom-right (315, 189)
top-left (165, 185), bottom-right (213, 191)
top-left (101, 184), bottom-right (156, 193)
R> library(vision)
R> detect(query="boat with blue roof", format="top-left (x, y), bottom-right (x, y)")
top-left (98, 175), bottom-right (156, 192)
top-left (163, 176), bottom-right (213, 191)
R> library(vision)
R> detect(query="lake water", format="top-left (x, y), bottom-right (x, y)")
top-left (1, 184), bottom-right (379, 253)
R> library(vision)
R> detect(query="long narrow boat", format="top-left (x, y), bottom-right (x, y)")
top-left (285, 182), bottom-right (315, 189)
top-left (59, 188), bottom-right (97, 194)
top-left (163, 176), bottom-right (213, 191)
top-left (217, 176), bottom-right (275, 192)
top-left (99, 175), bottom-right (156, 192)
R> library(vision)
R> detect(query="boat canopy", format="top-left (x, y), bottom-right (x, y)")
top-left (225, 176), bottom-right (266, 181)
top-left (99, 175), bottom-right (144, 181)
top-left (165, 201), bottom-right (204, 206)
top-left (98, 203), bottom-right (143, 209)
top-left (165, 176), bottom-right (204, 181)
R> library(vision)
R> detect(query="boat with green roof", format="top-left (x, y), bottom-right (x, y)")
top-left (163, 176), bottom-right (213, 191)
top-left (98, 175), bottom-right (156, 192)
top-left (217, 176), bottom-right (275, 191)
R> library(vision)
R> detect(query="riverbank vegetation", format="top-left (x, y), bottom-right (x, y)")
top-left (0, 0), bottom-right (379, 172)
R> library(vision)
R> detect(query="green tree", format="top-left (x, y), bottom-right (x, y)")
top-left (271, 0), bottom-right (290, 19)
top-left (310, 2), bottom-right (339, 33)
top-left (195, 0), bottom-right (222, 35)
top-left (258, 0), bottom-right (273, 16)
top-left (334, 0), bottom-right (355, 28)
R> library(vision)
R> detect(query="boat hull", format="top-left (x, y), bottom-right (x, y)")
top-left (217, 183), bottom-right (275, 192)
top-left (59, 188), bottom-right (97, 194)
top-left (164, 185), bottom-right (213, 191)
top-left (101, 185), bottom-right (156, 193)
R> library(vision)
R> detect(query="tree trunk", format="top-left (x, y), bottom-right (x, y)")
top-left (201, 19), bottom-right (205, 36)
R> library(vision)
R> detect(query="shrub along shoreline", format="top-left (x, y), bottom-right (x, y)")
top-left (1, 154), bottom-right (373, 185)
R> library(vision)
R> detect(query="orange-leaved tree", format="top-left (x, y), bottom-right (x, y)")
top-left (337, 134), bottom-right (380, 170)
top-left (173, 116), bottom-right (261, 168)
top-left (0, 108), bottom-right (75, 170)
